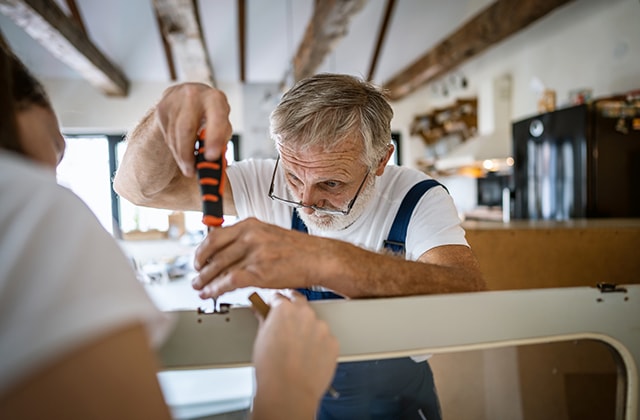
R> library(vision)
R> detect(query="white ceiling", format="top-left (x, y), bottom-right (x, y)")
top-left (0, 0), bottom-right (494, 88)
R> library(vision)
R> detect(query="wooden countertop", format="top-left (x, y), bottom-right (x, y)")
top-left (463, 218), bottom-right (640, 230)
top-left (461, 218), bottom-right (640, 290)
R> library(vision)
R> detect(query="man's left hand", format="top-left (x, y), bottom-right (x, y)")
top-left (192, 218), bottom-right (333, 298)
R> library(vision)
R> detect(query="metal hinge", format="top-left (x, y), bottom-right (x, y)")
top-left (596, 282), bottom-right (627, 293)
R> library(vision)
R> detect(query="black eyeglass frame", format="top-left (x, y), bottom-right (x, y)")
top-left (268, 156), bottom-right (370, 216)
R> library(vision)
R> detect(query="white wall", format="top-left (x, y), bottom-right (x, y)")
top-left (389, 0), bottom-right (640, 214)
top-left (46, 0), bottom-right (639, 173)
top-left (45, 79), bottom-right (244, 136)
top-left (392, 0), bottom-right (640, 170)
top-left (241, 83), bottom-right (280, 159)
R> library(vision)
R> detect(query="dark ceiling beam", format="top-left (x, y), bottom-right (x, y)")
top-left (0, 0), bottom-right (129, 96)
top-left (237, 0), bottom-right (246, 82)
top-left (64, 0), bottom-right (86, 36)
top-left (366, 0), bottom-right (395, 81)
top-left (153, 6), bottom-right (177, 81)
top-left (383, 0), bottom-right (574, 101)
top-left (152, 0), bottom-right (215, 86)
top-left (284, 0), bottom-right (367, 89)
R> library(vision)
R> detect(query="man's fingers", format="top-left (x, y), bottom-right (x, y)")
top-left (193, 232), bottom-right (246, 279)
top-left (203, 90), bottom-right (232, 161)
top-left (278, 290), bottom-right (305, 304)
top-left (172, 115), bottom-right (202, 177)
top-left (268, 292), bottom-right (291, 307)
top-left (195, 269), bottom-right (251, 299)
top-left (156, 83), bottom-right (231, 175)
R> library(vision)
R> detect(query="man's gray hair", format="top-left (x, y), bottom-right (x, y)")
top-left (269, 73), bottom-right (393, 168)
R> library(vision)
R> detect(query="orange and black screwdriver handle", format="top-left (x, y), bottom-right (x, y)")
top-left (195, 129), bottom-right (226, 229)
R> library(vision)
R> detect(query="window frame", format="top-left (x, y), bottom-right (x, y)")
top-left (62, 133), bottom-right (241, 240)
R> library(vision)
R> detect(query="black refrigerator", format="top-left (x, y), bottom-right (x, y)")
top-left (512, 95), bottom-right (640, 220)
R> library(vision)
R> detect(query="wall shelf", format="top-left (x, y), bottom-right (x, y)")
top-left (410, 98), bottom-right (478, 146)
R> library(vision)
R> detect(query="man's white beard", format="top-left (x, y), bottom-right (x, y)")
top-left (297, 175), bottom-right (376, 232)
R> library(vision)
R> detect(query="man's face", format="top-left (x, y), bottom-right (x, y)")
top-left (16, 104), bottom-right (65, 169)
top-left (278, 140), bottom-right (375, 231)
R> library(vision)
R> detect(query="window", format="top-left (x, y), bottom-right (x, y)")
top-left (390, 132), bottom-right (402, 166)
top-left (58, 134), bottom-right (240, 239)
top-left (57, 135), bottom-right (115, 234)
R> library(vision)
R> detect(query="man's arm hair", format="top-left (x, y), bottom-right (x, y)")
top-left (113, 106), bottom-right (201, 211)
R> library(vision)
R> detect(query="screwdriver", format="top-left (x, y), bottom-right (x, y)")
top-left (195, 128), bottom-right (227, 312)
top-left (195, 128), bottom-right (226, 229)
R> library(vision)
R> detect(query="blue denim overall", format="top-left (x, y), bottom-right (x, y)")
top-left (293, 179), bottom-right (445, 420)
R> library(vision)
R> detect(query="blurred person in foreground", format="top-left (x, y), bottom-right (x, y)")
top-left (0, 31), bottom-right (338, 420)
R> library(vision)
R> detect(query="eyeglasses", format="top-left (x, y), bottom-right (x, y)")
top-left (268, 156), bottom-right (369, 216)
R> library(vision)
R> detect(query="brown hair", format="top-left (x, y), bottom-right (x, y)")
top-left (0, 30), bottom-right (20, 153)
top-left (0, 29), bottom-right (52, 154)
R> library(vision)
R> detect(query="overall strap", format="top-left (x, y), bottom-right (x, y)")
top-left (290, 179), bottom-right (445, 299)
top-left (291, 209), bottom-right (342, 300)
top-left (383, 179), bottom-right (446, 256)
top-left (291, 208), bottom-right (308, 233)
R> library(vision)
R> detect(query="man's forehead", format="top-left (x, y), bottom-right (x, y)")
top-left (278, 148), bottom-right (363, 181)
top-left (277, 136), bottom-right (363, 158)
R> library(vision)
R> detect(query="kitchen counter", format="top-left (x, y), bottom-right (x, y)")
top-left (463, 218), bottom-right (640, 230)
top-left (461, 218), bottom-right (640, 290)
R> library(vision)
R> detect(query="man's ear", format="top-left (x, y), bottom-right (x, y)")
top-left (375, 143), bottom-right (394, 176)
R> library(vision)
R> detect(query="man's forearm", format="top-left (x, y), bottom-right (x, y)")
top-left (113, 107), bottom-right (201, 211)
top-left (319, 241), bottom-right (486, 298)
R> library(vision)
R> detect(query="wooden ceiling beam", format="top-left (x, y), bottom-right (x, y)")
top-left (64, 0), bottom-right (86, 36)
top-left (152, 5), bottom-right (177, 81)
top-left (383, 0), bottom-right (574, 101)
top-left (366, 0), bottom-right (395, 81)
top-left (0, 0), bottom-right (129, 96)
top-left (152, 0), bottom-right (215, 86)
top-left (285, 0), bottom-right (367, 89)
top-left (237, 0), bottom-right (246, 83)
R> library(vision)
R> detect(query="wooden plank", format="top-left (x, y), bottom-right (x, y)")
top-left (0, 0), bottom-right (129, 96)
top-left (237, 0), bottom-right (246, 83)
top-left (152, 0), bottom-right (215, 86)
top-left (383, 0), bottom-right (574, 101)
top-left (289, 0), bottom-right (367, 86)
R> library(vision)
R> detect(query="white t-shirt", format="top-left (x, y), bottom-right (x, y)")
top-left (227, 159), bottom-right (468, 260)
top-left (228, 159), bottom-right (466, 363)
top-left (0, 152), bottom-right (174, 395)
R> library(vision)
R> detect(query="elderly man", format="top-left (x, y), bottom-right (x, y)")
top-left (115, 73), bottom-right (485, 419)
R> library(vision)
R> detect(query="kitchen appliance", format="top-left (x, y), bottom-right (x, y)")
top-left (512, 94), bottom-right (640, 220)
top-left (477, 172), bottom-right (511, 208)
